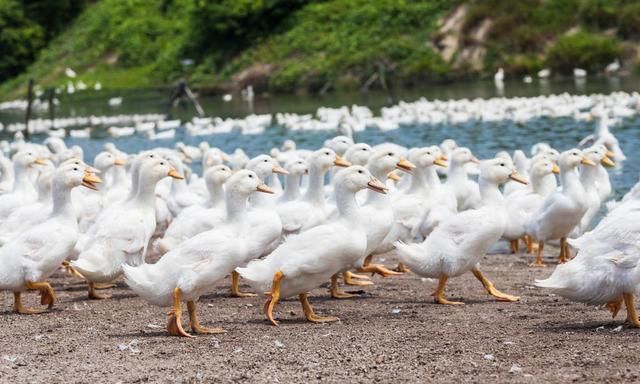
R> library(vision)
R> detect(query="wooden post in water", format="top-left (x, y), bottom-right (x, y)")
top-left (167, 80), bottom-right (205, 118)
top-left (47, 87), bottom-right (56, 129)
top-left (24, 78), bottom-right (34, 140)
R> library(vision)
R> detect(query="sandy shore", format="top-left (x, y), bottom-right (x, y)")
top-left (1, 248), bottom-right (639, 383)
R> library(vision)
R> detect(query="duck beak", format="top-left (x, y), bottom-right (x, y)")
top-left (367, 177), bottom-right (388, 194)
top-left (82, 172), bottom-right (102, 190)
top-left (440, 154), bottom-right (449, 161)
top-left (272, 165), bottom-right (289, 175)
top-left (601, 156), bottom-right (615, 168)
top-left (551, 164), bottom-right (560, 174)
top-left (606, 150), bottom-right (615, 158)
top-left (114, 158), bottom-right (126, 166)
top-left (168, 168), bottom-right (184, 179)
top-left (257, 183), bottom-right (274, 194)
top-left (222, 153), bottom-right (231, 162)
top-left (387, 171), bottom-right (402, 181)
top-left (509, 171), bottom-right (528, 185)
top-left (395, 158), bottom-right (416, 172)
top-left (334, 155), bottom-right (351, 168)
top-left (434, 156), bottom-right (449, 168)
top-left (470, 156), bottom-right (480, 164)
top-left (34, 158), bottom-right (48, 166)
top-left (581, 156), bottom-right (596, 166)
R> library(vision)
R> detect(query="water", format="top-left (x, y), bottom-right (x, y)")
top-left (0, 77), bottom-right (638, 201)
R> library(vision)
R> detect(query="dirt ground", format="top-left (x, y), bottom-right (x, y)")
top-left (2, 247), bottom-right (640, 384)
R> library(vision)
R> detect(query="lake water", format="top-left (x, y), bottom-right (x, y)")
top-left (0, 77), bottom-right (638, 201)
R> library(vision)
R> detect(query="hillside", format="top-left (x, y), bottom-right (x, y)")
top-left (2, 0), bottom-right (640, 99)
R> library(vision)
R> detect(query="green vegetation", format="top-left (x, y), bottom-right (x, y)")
top-left (3, 0), bottom-right (640, 98)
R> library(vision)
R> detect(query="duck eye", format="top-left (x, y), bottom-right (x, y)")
top-left (263, 159), bottom-right (268, 162)
top-left (388, 153), bottom-right (393, 156)
top-left (73, 167), bottom-right (78, 171)
top-left (500, 163), bottom-right (505, 167)
top-left (248, 174), bottom-right (253, 178)
top-left (358, 170), bottom-right (363, 174)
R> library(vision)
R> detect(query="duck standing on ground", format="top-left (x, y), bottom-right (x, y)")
top-left (395, 158), bottom-right (526, 305)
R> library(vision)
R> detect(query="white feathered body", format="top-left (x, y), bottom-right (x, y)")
top-left (396, 205), bottom-right (507, 278)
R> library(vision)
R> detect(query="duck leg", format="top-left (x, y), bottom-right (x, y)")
top-left (25, 281), bottom-right (56, 308)
top-left (13, 292), bottom-right (46, 314)
top-left (357, 264), bottom-right (402, 277)
top-left (509, 239), bottom-right (519, 254)
top-left (167, 288), bottom-right (194, 338)
top-left (330, 274), bottom-right (353, 299)
top-left (88, 281), bottom-right (111, 300)
top-left (344, 271), bottom-right (370, 281)
top-left (395, 262), bottom-right (411, 273)
top-left (362, 254), bottom-right (373, 267)
top-left (230, 271), bottom-right (257, 297)
top-left (433, 274), bottom-right (464, 305)
top-left (265, 271), bottom-right (284, 326)
top-left (623, 293), bottom-right (640, 327)
top-left (562, 238), bottom-right (572, 261)
top-left (299, 293), bottom-right (339, 323)
top-left (342, 271), bottom-right (373, 286)
top-left (524, 235), bottom-right (535, 254)
top-left (187, 301), bottom-right (226, 334)
top-left (61, 260), bottom-right (85, 279)
top-left (529, 241), bottom-right (547, 267)
top-left (607, 297), bottom-right (623, 318)
top-left (558, 238), bottom-right (568, 263)
top-left (472, 268), bottom-right (520, 302)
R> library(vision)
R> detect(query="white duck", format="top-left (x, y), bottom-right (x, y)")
top-left (165, 154), bottom-right (203, 217)
top-left (238, 166), bottom-right (388, 325)
top-left (71, 157), bottom-right (183, 299)
top-left (0, 163), bottom-right (100, 313)
top-left (277, 148), bottom-right (350, 235)
top-left (157, 165), bottom-right (233, 254)
top-left (579, 115), bottom-right (626, 162)
top-left (278, 157), bottom-right (308, 203)
top-left (535, 192), bottom-right (640, 328)
top-left (123, 170), bottom-right (273, 337)
top-left (445, 147), bottom-right (481, 211)
top-left (525, 149), bottom-right (595, 266)
top-left (0, 155), bottom-right (14, 192)
top-left (0, 150), bottom-right (46, 221)
top-left (395, 158), bottom-right (526, 305)
top-left (417, 147), bottom-right (457, 238)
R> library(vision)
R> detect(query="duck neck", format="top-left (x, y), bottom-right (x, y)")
top-left (579, 164), bottom-right (598, 193)
top-left (111, 166), bottom-right (127, 188)
top-left (560, 166), bottom-right (586, 200)
top-left (407, 167), bottom-right (427, 194)
top-left (304, 164), bottom-right (327, 204)
top-left (335, 184), bottom-right (360, 223)
top-left (366, 167), bottom-right (390, 206)
top-left (133, 176), bottom-right (159, 207)
top-left (50, 181), bottom-right (76, 222)
top-left (479, 178), bottom-right (504, 206)
top-left (12, 164), bottom-right (33, 193)
top-left (207, 183), bottom-right (225, 207)
top-left (252, 172), bottom-right (275, 208)
top-left (225, 190), bottom-right (249, 224)
top-left (447, 161), bottom-right (467, 179)
top-left (283, 173), bottom-right (302, 201)
top-left (423, 166), bottom-right (442, 190)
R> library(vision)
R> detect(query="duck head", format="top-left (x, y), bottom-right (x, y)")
top-left (370, 148), bottom-right (416, 177)
top-left (559, 149), bottom-right (594, 171)
top-left (247, 155), bottom-right (289, 180)
top-left (587, 144), bottom-right (615, 168)
top-left (54, 163), bottom-right (102, 191)
top-left (61, 157), bottom-right (99, 174)
top-left (344, 143), bottom-right (373, 166)
top-left (203, 148), bottom-right (230, 169)
top-left (93, 151), bottom-right (124, 173)
top-left (324, 135), bottom-right (353, 156)
top-left (13, 150), bottom-right (48, 169)
top-left (204, 165), bottom-right (233, 189)
top-left (410, 146), bottom-right (448, 169)
top-left (334, 165), bottom-right (387, 194)
top-left (226, 169), bottom-right (273, 196)
top-left (139, 157), bottom-right (184, 184)
top-left (450, 147), bottom-right (479, 166)
top-left (284, 157), bottom-right (309, 176)
top-left (311, 148), bottom-right (351, 171)
top-left (480, 158), bottom-right (528, 185)
top-left (529, 159), bottom-right (559, 180)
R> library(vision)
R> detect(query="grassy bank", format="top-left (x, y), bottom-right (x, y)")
top-left (2, 0), bottom-right (639, 100)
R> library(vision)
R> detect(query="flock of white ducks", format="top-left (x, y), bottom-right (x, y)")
top-left (0, 119), bottom-right (637, 337)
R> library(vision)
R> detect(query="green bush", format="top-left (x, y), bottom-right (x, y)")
top-left (618, 3), bottom-right (640, 38)
top-left (579, 0), bottom-right (622, 30)
top-left (0, 1), bottom-right (45, 82)
top-left (546, 32), bottom-right (621, 74)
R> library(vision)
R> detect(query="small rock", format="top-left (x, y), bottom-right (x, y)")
top-left (391, 309), bottom-right (401, 314)
top-left (503, 341), bottom-right (514, 345)
top-left (233, 348), bottom-right (243, 354)
top-left (145, 324), bottom-right (162, 329)
top-left (484, 354), bottom-right (495, 361)
top-left (2, 356), bottom-right (17, 363)
top-left (509, 364), bottom-right (522, 374)
top-left (612, 325), bottom-right (623, 332)
top-left (274, 340), bottom-right (284, 348)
